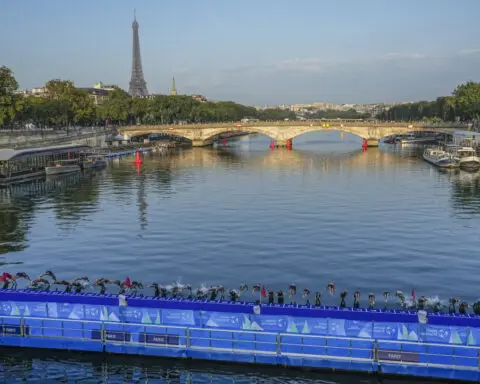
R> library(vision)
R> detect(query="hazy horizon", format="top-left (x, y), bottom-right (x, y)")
top-left (2, 0), bottom-right (480, 106)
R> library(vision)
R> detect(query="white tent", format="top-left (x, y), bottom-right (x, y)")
top-left (453, 130), bottom-right (479, 145)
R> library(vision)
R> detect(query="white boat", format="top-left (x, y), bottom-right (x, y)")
top-left (422, 146), bottom-right (459, 168)
top-left (445, 145), bottom-right (480, 171)
top-left (397, 134), bottom-right (437, 146)
top-left (45, 159), bottom-right (81, 175)
top-left (82, 155), bottom-right (107, 170)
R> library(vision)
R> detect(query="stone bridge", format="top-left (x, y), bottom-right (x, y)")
top-left (120, 121), bottom-right (462, 147)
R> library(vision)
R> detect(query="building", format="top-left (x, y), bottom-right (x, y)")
top-left (128, 11), bottom-right (149, 97)
top-left (12, 87), bottom-right (48, 97)
top-left (170, 77), bottom-right (177, 96)
top-left (191, 94), bottom-right (207, 103)
top-left (93, 82), bottom-right (116, 91)
top-left (77, 88), bottom-right (110, 105)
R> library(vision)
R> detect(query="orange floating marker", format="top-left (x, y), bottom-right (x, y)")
top-left (133, 151), bottom-right (143, 165)
top-left (362, 138), bottom-right (368, 151)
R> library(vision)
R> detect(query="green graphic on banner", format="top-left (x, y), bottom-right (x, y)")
top-left (399, 324), bottom-right (418, 341)
top-left (142, 311), bottom-right (152, 324)
top-left (467, 331), bottom-right (475, 345)
top-left (154, 310), bottom-right (161, 325)
top-left (287, 320), bottom-right (298, 333)
top-left (242, 316), bottom-right (251, 330)
top-left (11, 303), bottom-right (20, 316)
top-left (450, 330), bottom-right (464, 345)
top-left (301, 320), bottom-right (310, 334)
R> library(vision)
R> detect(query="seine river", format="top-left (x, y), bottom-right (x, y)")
top-left (1, 131), bottom-right (479, 382)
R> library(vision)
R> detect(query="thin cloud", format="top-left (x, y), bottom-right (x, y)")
top-left (381, 52), bottom-right (427, 60)
top-left (273, 58), bottom-right (329, 73)
top-left (459, 48), bottom-right (480, 55)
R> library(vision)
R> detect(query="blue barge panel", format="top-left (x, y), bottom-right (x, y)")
top-left (0, 289), bottom-right (479, 382)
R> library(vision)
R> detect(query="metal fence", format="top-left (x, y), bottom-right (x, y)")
top-left (1, 315), bottom-right (479, 372)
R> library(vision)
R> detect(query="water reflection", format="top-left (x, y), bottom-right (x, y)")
top-left (0, 201), bottom-right (33, 255)
top-left (0, 348), bottom-right (445, 383)
top-left (48, 172), bottom-right (102, 228)
top-left (0, 170), bottom-right (103, 252)
top-left (137, 167), bottom-right (148, 231)
top-left (450, 170), bottom-right (480, 217)
top-left (0, 137), bottom-right (479, 299)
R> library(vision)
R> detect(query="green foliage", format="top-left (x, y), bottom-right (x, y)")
top-left (257, 108), bottom-right (297, 121)
top-left (4, 64), bottom-right (479, 128)
top-left (453, 81), bottom-right (480, 121)
top-left (1, 65), bottom-right (293, 127)
top-left (306, 108), bottom-right (371, 120)
top-left (45, 79), bottom-right (76, 101)
top-left (97, 88), bottom-right (132, 124)
top-left (378, 81), bottom-right (480, 122)
top-left (0, 66), bottom-right (22, 125)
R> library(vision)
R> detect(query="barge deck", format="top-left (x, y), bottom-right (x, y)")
top-left (0, 289), bottom-right (479, 382)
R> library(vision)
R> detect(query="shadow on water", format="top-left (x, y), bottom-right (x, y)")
top-left (0, 347), bottom-right (448, 384)
top-left (0, 170), bottom-right (104, 254)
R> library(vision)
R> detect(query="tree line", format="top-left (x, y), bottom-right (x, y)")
top-left (376, 82), bottom-right (480, 123)
top-left (305, 108), bottom-right (371, 120)
top-left (0, 66), bottom-right (296, 129)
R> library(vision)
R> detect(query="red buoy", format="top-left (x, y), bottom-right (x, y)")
top-left (269, 140), bottom-right (275, 149)
top-left (133, 151), bottom-right (143, 165)
top-left (362, 138), bottom-right (368, 151)
top-left (286, 139), bottom-right (292, 150)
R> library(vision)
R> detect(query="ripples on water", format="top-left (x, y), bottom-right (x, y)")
top-left (0, 348), bottom-right (441, 383)
top-left (0, 131), bottom-right (479, 382)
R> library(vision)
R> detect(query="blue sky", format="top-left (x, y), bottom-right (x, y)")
top-left (2, 0), bottom-right (480, 105)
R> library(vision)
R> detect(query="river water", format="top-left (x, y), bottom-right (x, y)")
top-left (0, 131), bottom-right (479, 382)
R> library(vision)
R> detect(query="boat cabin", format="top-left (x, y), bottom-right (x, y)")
top-left (0, 145), bottom-right (89, 185)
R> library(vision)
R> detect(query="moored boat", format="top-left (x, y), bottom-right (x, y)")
top-left (82, 155), bottom-right (107, 170)
top-left (422, 146), bottom-right (459, 168)
top-left (397, 134), bottom-right (438, 146)
top-left (445, 144), bottom-right (480, 171)
top-left (45, 159), bottom-right (81, 175)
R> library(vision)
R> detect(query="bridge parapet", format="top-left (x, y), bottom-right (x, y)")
top-left (120, 122), bottom-right (462, 146)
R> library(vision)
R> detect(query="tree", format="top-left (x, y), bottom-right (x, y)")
top-left (436, 96), bottom-right (456, 121)
top-left (19, 96), bottom-right (47, 128)
top-left (0, 66), bottom-right (22, 126)
top-left (45, 79), bottom-right (76, 101)
top-left (71, 89), bottom-right (95, 125)
top-left (131, 97), bottom-right (150, 124)
top-left (101, 88), bottom-right (132, 124)
top-left (257, 108), bottom-right (297, 121)
top-left (453, 81), bottom-right (480, 121)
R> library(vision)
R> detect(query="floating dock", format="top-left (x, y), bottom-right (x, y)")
top-left (104, 147), bottom-right (152, 158)
top-left (0, 289), bottom-right (479, 382)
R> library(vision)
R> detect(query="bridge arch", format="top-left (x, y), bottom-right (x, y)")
top-left (201, 127), bottom-right (277, 141)
top-left (120, 123), bottom-right (455, 147)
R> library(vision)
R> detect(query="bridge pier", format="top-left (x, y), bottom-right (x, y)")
top-left (276, 139), bottom-right (293, 148)
top-left (191, 139), bottom-right (212, 147)
top-left (366, 139), bottom-right (379, 147)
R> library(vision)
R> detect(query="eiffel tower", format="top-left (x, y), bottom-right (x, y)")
top-left (128, 10), bottom-right (148, 97)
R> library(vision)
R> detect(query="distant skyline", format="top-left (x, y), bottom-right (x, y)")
top-left (2, 0), bottom-right (480, 105)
